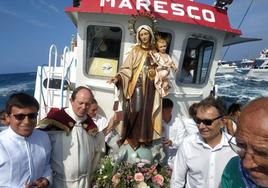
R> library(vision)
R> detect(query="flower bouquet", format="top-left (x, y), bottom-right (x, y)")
top-left (92, 156), bottom-right (172, 188)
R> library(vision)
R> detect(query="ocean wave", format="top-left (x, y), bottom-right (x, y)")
top-left (215, 74), bottom-right (234, 79)
top-left (247, 77), bottom-right (268, 82)
top-left (0, 82), bottom-right (35, 97)
top-left (217, 82), bottom-right (236, 88)
top-left (216, 71), bottom-right (268, 105)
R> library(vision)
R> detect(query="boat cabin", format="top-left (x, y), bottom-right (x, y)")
top-left (34, 0), bottom-right (243, 121)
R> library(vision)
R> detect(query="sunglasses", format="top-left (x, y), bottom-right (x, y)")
top-left (194, 115), bottom-right (223, 126)
top-left (11, 113), bottom-right (38, 121)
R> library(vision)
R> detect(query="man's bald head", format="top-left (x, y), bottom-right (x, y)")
top-left (236, 97), bottom-right (268, 187)
top-left (240, 97), bottom-right (268, 117)
top-left (237, 97), bottom-right (268, 135)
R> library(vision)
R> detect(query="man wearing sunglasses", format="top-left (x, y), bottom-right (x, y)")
top-left (0, 92), bottom-right (52, 187)
top-left (171, 96), bottom-right (236, 188)
top-left (221, 97), bottom-right (268, 187)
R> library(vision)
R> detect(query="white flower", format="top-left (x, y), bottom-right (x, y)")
top-left (140, 159), bottom-right (151, 164)
top-left (136, 181), bottom-right (150, 188)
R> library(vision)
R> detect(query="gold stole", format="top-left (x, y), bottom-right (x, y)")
top-left (127, 51), bottom-right (148, 98)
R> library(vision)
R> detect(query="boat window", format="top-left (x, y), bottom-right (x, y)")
top-left (176, 37), bottom-right (214, 85)
top-left (86, 25), bottom-right (122, 77)
top-left (254, 59), bottom-right (264, 68)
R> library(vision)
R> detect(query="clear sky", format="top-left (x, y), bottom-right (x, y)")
top-left (0, 0), bottom-right (267, 74)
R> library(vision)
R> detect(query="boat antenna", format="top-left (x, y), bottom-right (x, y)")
top-left (222, 0), bottom-right (254, 60)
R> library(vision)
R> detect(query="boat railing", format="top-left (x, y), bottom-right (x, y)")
top-left (43, 44), bottom-right (73, 114)
top-left (60, 46), bottom-right (73, 108)
top-left (45, 44), bottom-right (58, 113)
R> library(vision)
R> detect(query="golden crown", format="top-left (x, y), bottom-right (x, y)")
top-left (128, 11), bottom-right (158, 36)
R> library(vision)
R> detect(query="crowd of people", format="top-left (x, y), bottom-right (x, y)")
top-left (1, 24), bottom-right (268, 187)
top-left (1, 89), bottom-right (268, 187)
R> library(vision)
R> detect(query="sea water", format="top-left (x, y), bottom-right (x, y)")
top-left (0, 72), bottom-right (268, 110)
top-left (215, 72), bottom-right (268, 106)
top-left (0, 72), bottom-right (36, 109)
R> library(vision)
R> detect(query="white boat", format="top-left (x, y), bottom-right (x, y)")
top-left (33, 0), bottom-right (252, 122)
top-left (235, 58), bottom-right (254, 74)
top-left (247, 49), bottom-right (268, 79)
top-left (217, 61), bottom-right (237, 74)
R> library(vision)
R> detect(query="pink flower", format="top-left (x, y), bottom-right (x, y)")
top-left (148, 164), bottom-right (157, 175)
top-left (127, 175), bottom-right (133, 180)
top-left (152, 174), bottom-right (164, 186)
top-left (141, 167), bottom-right (149, 173)
top-left (137, 162), bottom-right (145, 168)
top-left (150, 164), bottom-right (157, 172)
top-left (112, 173), bottom-right (121, 186)
top-left (134, 172), bottom-right (144, 182)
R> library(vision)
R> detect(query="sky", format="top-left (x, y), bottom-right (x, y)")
top-left (0, 0), bottom-right (267, 74)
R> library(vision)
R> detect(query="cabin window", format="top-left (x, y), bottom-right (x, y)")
top-left (86, 25), bottom-right (122, 77)
top-left (176, 37), bottom-right (214, 85)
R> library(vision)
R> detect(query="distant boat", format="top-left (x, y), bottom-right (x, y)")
top-left (247, 49), bottom-right (268, 79)
top-left (235, 58), bottom-right (254, 74)
top-left (217, 61), bottom-right (237, 74)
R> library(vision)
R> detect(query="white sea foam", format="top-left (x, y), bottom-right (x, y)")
top-left (0, 81), bottom-right (34, 97)
top-left (215, 74), bottom-right (235, 79)
top-left (217, 82), bottom-right (236, 88)
top-left (216, 71), bottom-right (268, 104)
top-left (247, 77), bottom-right (268, 82)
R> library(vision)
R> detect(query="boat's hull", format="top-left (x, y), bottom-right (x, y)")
top-left (235, 67), bottom-right (251, 74)
top-left (247, 69), bottom-right (268, 79)
top-left (217, 66), bottom-right (236, 74)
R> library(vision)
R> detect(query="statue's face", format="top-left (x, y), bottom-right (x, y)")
top-left (139, 29), bottom-right (151, 45)
top-left (157, 41), bottom-right (167, 54)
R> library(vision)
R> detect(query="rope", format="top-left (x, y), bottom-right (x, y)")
top-left (40, 65), bottom-right (48, 114)
top-left (222, 0), bottom-right (254, 60)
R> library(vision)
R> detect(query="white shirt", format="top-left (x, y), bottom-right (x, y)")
top-left (92, 114), bottom-right (113, 142)
top-left (47, 107), bottom-right (105, 188)
top-left (232, 120), bottom-right (237, 132)
top-left (92, 114), bottom-right (108, 132)
top-left (182, 116), bottom-right (199, 136)
top-left (162, 114), bottom-right (185, 168)
top-left (171, 132), bottom-right (236, 188)
top-left (0, 127), bottom-right (52, 187)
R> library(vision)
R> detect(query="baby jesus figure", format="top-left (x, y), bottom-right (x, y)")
top-left (150, 38), bottom-right (177, 97)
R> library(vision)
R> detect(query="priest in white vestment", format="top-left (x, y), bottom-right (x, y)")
top-left (39, 86), bottom-right (105, 188)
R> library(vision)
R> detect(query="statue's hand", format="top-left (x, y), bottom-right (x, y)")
top-left (107, 76), bottom-right (118, 84)
top-left (148, 68), bottom-right (156, 79)
top-left (103, 113), bottom-right (120, 136)
top-left (162, 138), bottom-right (172, 147)
top-left (172, 64), bottom-right (178, 72)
